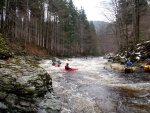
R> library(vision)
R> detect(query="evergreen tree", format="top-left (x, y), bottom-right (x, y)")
top-left (89, 21), bottom-right (98, 55)
top-left (78, 8), bottom-right (91, 55)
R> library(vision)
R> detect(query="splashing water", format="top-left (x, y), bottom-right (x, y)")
top-left (39, 57), bottom-right (150, 113)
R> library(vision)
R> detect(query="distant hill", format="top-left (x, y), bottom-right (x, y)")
top-left (92, 21), bottom-right (109, 33)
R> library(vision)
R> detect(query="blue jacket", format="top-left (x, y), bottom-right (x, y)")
top-left (126, 61), bottom-right (132, 66)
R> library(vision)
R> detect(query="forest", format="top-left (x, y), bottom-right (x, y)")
top-left (0, 0), bottom-right (150, 57)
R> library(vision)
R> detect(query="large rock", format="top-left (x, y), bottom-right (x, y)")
top-left (0, 56), bottom-right (61, 113)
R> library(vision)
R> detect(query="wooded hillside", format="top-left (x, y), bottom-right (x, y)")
top-left (0, 0), bottom-right (99, 57)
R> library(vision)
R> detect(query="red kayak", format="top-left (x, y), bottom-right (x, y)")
top-left (61, 68), bottom-right (78, 72)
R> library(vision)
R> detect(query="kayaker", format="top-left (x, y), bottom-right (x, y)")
top-left (65, 63), bottom-right (72, 70)
top-left (126, 60), bottom-right (133, 67)
top-left (146, 58), bottom-right (150, 65)
top-left (52, 57), bottom-right (61, 67)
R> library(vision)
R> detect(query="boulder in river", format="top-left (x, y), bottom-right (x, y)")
top-left (0, 56), bottom-right (61, 112)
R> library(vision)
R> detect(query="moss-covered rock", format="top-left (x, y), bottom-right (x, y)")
top-left (0, 34), bottom-right (14, 60)
top-left (0, 56), bottom-right (60, 113)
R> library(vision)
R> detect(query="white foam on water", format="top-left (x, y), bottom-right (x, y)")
top-left (39, 57), bottom-right (150, 113)
top-left (107, 83), bottom-right (150, 91)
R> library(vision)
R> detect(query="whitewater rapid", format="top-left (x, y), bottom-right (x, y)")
top-left (39, 57), bottom-right (150, 113)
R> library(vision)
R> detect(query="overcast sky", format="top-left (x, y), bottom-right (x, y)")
top-left (72, 0), bottom-right (111, 22)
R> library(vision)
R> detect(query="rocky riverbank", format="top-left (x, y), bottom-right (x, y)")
top-left (104, 40), bottom-right (150, 73)
top-left (0, 56), bottom-right (61, 113)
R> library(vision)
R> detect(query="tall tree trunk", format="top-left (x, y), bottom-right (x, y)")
top-left (133, 0), bottom-right (140, 44)
top-left (1, 0), bottom-right (4, 34)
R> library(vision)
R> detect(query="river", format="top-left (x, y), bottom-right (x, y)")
top-left (39, 57), bottom-right (150, 113)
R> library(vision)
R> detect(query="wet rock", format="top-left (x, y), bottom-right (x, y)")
top-left (38, 92), bottom-right (61, 113)
top-left (0, 56), bottom-right (60, 112)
